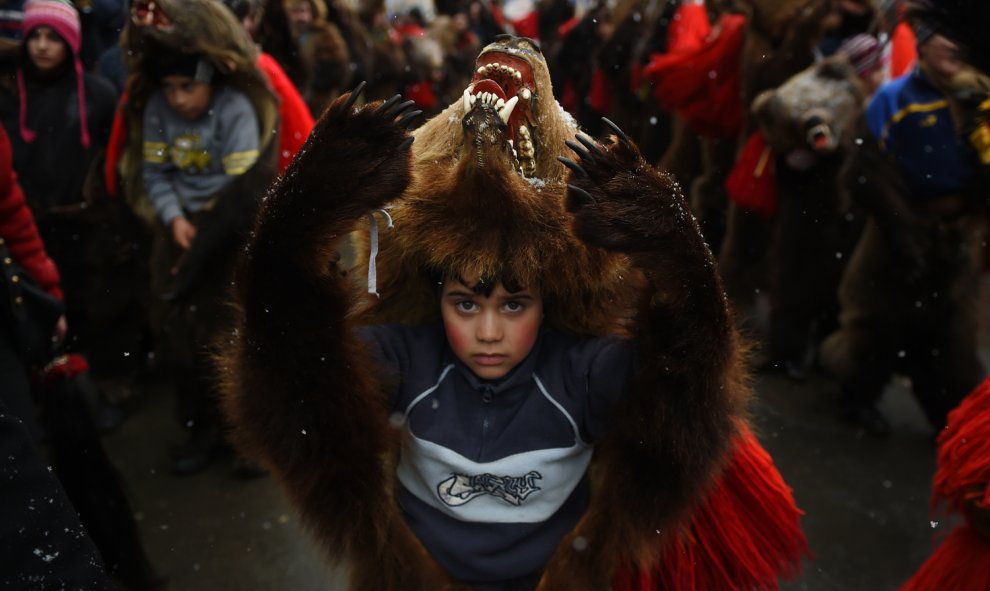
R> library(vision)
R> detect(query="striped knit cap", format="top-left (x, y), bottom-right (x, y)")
top-left (18, 0), bottom-right (90, 148)
top-left (836, 33), bottom-right (883, 80)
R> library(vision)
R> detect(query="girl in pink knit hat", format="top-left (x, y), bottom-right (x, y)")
top-left (0, 0), bottom-right (135, 399)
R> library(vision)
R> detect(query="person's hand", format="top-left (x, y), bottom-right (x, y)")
top-left (171, 216), bottom-right (197, 250)
top-left (52, 314), bottom-right (68, 346)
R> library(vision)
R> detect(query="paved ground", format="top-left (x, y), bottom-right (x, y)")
top-left (98, 356), bottom-right (963, 591)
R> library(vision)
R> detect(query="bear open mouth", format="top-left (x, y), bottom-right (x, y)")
top-left (462, 51), bottom-right (538, 177)
top-left (806, 124), bottom-right (835, 152)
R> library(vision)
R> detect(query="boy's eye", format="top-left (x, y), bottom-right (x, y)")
top-left (504, 301), bottom-right (524, 312)
top-left (455, 301), bottom-right (477, 312)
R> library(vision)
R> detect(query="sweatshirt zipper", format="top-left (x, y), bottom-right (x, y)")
top-left (479, 385), bottom-right (494, 457)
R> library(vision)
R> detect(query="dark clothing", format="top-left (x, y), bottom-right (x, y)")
top-left (821, 81), bottom-right (988, 429)
top-left (0, 329), bottom-right (39, 439)
top-left (0, 67), bottom-right (143, 378)
top-left (361, 321), bottom-right (635, 587)
top-left (0, 69), bottom-right (116, 211)
top-left (821, 217), bottom-right (986, 427)
top-left (148, 214), bottom-right (235, 431)
top-left (0, 398), bottom-right (117, 590)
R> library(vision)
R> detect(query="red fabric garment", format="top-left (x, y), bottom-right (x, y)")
top-left (560, 78), bottom-right (578, 116)
top-left (256, 52), bottom-right (315, 173)
top-left (0, 126), bottom-right (62, 300)
top-left (404, 81), bottom-right (438, 111)
top-left (510, 10), bottom-right (540, 41)
top-left (40, 353), bottom-right (90, 383)
top-left (890, 21), bottom-right (918, 79)
top-left (588, 68), bottom-right (611, 115)
top-left (557, 16), bottom-right (580, 39)
top-left (726, 131), bottom-right (778, 218)
top-left (613, 423), bottom-right (808, 590)
top-left (665, 1), bottom-right (712, 55)
top-left (394, 22), bottom-right (426, 38)
top-left (642, 13), bottom-right (745, 138)
top-left (104, 90), bottom-right (128, 199)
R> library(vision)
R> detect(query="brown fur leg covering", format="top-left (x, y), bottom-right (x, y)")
top-left (538, 132), bottom-right (747, 588)
top-left (218, 91), bottom-right (462, 589)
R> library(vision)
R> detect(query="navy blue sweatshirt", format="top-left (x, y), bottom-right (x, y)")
top-left (361, 321), bottom-right (636, 588)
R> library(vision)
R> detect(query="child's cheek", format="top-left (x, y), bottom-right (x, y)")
top-left (444, 322), bottom-right (469, 357)
top-left (514, 320), bottom-right (540, 354)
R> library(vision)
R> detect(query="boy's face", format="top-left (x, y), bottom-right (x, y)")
top-left (26, 26), bottom-right (68, 73)
top-left (441, 277), bottom-right (543, 380)
top-left (162, 74), bottom-right (213, 122)
top-left (920, 34), bottom-right (965, 87)
top-left (288, 1), bottom-right (313, 38)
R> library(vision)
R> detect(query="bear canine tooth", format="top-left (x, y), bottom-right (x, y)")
top-left (498, 95), bottom-right (519, 124)
top-left (463, 88), bottom-right (473, 112)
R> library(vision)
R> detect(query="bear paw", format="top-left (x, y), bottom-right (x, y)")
top-left (295, 82), bottom-right (422, 211)
top-left (559, 118), bottom-right (688, 253)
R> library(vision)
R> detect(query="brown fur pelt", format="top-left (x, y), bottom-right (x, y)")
top-left (220, 35), bottom-right (751, 589)
top-left (750, 56), bottom-right (868, 366)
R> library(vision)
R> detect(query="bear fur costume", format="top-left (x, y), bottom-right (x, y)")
top-left (220, 36), bottom-right (806, 589)
top-left (750, 55), bottom-right (868, 374)
top-left (718, 0), bottom-right (863, 328)
top-left (819, 64), bottom-right (990, 432)
top-left (117, 0), bottom-right (280, 302)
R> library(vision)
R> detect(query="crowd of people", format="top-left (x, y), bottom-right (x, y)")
top-left (1, 0), bottom-right (989, 588)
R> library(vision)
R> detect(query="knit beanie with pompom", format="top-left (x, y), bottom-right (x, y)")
top-left (18, 0), bottom-right (90, 148)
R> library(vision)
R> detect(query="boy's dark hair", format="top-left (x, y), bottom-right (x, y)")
top-left (148, 52), bottom-right (215, 84)
top-left (427, 266), bottom-right (524, 298)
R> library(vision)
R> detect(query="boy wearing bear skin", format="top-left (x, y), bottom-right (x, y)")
top-left (220, 36), bottom-right (805, 590)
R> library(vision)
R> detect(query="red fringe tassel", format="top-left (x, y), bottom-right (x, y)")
top-left (900, 375), bottom-right (990, 590)
top-left (615, 424), bottom-right (808, 590)
top-left (899, 526), bottom-right (990, 591)
top-left (933, 375), bottom-right (990, 514)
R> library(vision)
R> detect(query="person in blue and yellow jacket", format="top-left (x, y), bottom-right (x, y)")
top-left (820, 21), bottom-right (987, 437)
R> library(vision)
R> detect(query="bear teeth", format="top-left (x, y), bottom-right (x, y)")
top-left (499, 96), bottom-right (518, 124)
top-left (476, 62), bottom-right (523, 86)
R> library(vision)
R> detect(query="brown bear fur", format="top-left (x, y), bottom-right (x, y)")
top-left (220, 36), bottom-right (750, 589)
top-left (750, 55), bottom-right (868, 370)
top-left (819, 62), bottom-right (989, 429)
